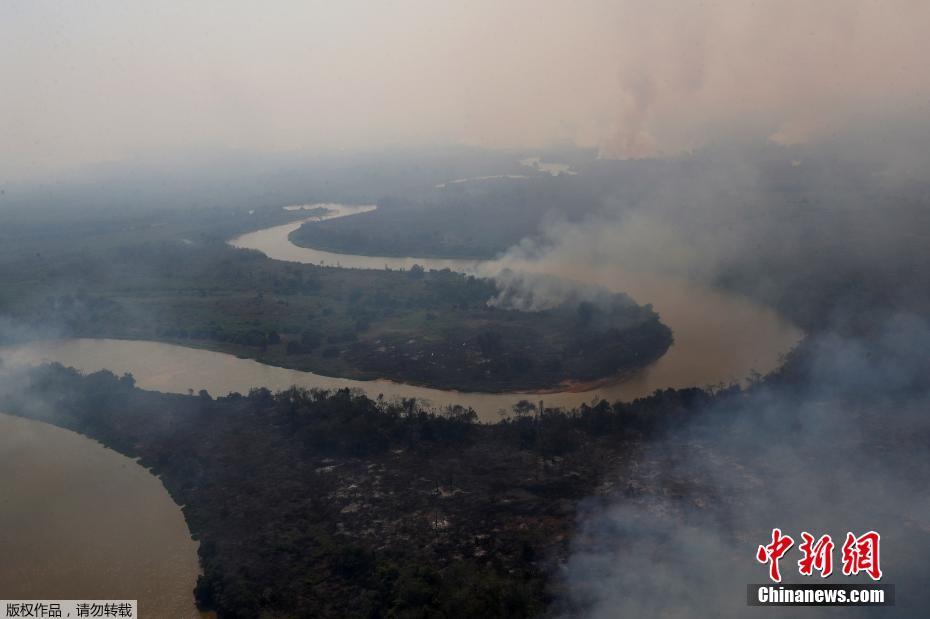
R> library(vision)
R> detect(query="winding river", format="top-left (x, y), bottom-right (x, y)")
top-left (4, 203), bottom-right (802, 422)
top-left (227, 203), bottom-right (802, 417)
top-left (0, 202), bottom-right (802, 608)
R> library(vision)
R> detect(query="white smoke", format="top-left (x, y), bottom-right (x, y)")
top-left (559, 314), bottom-right (930, 617)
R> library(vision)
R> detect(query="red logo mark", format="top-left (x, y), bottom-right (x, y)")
top-left (756, 528), bottom-right (795, 583)
top-left (841, 531), bottom-right (882, 581)
top-left (798, 532), bottom-right (834, 578)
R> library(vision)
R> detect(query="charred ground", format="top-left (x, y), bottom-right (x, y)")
top-left (0, 362), bottom-right (716, 618)
top-left (5, 323), bottom-right (927, 618)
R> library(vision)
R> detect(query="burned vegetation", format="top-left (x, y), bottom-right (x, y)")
top-left (1, 362), bottom-right (716, 618)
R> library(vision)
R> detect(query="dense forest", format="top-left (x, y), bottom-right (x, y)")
top-left (283, 150), bottom-right (929, 338)
top-left (2, 144), bottom-right (928, 616)
top-left (287, 155), bottom-right (661, 260)
top-left (0, 202), bottom-right (671, 392)
top-left (3, 315), bottom-right (928, 617)
top-left (289, 175), bottom-right (598, 260)
top-left (0, 361), bottom-right (720, 617)
top-left (5, 1), bottom-right (930, 615)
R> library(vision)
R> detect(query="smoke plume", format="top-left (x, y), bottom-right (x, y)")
top-left (559, 314), bottom-right (930, 616)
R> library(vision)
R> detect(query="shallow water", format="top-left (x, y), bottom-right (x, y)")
top-left (0, 413), bottom-right (202, 617)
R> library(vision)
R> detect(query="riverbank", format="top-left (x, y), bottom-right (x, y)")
top-left (0, 337), bottom-right (708, 423)
top-left (233, 204), bottom-right (803, 396)
top-left (0, 204), bottom-right (675, 393)
top-left (0, 361), bottom-right (720, 618)
top-left (0, 412), bottom-right (202, 617)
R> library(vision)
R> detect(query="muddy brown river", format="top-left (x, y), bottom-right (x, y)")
top-left (227, 203), bottom-right (803, 416)
top-left (3, 208), bottom-right (802, 421)
top-left (0, 413), bottom-right (202, 617)
top-left (0, 203), bottom-right (801, 611)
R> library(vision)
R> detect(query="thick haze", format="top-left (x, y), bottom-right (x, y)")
top-left (3, 0), bottom-right (930, 181)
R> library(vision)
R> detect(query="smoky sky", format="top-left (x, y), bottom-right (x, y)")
top-left (3, 0), bottom-right (930, 181)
